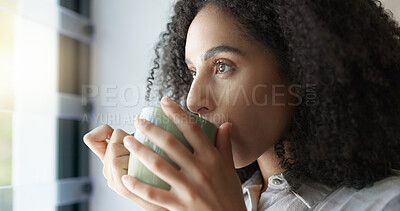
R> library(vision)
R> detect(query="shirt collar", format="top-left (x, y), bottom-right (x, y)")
top-left (242, 170), bottom-right (337, 210)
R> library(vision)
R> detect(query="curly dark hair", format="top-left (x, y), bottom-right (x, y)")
top-left (144, 0), bottom-right (400, 190)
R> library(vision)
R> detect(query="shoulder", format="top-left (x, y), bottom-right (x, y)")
top-left (313, 169), bottom-right (400, 210)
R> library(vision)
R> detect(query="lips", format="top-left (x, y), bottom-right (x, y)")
top-left (205, 119), bottom-right (220, 127)
top-left (197, 114), bottom-right (226, 128)
top-left (202, 117), bottom-right (223, 128)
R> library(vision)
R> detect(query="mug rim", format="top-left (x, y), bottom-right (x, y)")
top-left (140, 106), bottom-right (217, 129)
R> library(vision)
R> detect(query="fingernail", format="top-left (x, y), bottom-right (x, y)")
top-left (137, 118), bottom-right (147, 126)
top-left (224, 122), bottom-right (233, 133)
top-left (161, 96), bottom-right (174, 106)
top-left (124, 136), bottom-right (135, 147)
top-left (122, 175), bottom-right (130, 183)
top-left (220, 122), bottom-right (232, 128)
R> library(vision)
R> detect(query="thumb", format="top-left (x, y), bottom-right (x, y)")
top-left (215, 122), bottom-right (234, 167)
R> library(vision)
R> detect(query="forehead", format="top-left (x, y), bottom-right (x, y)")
top-left (185, 5), bottom-right (246, 57)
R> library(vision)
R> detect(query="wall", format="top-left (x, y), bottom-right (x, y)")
top-left (90, 0), bottom-right (175, 210)
top-left (382, 0), bottom-right (400, 21)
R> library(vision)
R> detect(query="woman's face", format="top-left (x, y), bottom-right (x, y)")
top-left (185, 4), bottom-right (295, 168)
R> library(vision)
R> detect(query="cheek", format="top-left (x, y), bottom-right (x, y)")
top-left (230, 109), bottom-right (276, 166)
top-left (222, 88), bottom-right (269, 167)
top-left (225, 83), bottom-right (294, 168)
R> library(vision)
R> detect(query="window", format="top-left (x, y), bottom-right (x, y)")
top-left (0, 0), bottom-right (93, 210)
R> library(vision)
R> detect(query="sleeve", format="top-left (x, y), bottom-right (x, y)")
top-left (382, 194), bottom-right (400, 211)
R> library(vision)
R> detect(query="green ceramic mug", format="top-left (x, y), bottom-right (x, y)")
top-left (127, 106), bottom-right (218, 190)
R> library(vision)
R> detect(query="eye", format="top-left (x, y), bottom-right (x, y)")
top-left (215, 60), bottom-right (233, 74)
top-left (189, 69), bottom-right (197, 78)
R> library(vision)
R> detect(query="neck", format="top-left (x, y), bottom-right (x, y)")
top-left (257, 145), bottom-right (284, 194)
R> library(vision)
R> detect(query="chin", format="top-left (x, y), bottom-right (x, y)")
top-left (232, 153), bottom-right (254, 169)
top-left (230, 137), bottom-right (258, 168)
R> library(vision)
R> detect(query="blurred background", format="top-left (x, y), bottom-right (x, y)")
top-left (0, 0), bottom-right (398, 211)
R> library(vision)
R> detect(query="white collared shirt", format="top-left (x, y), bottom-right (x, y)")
top-left (242, 169), bottom-right (400, 210)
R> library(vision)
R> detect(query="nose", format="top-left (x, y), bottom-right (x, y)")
top-left (186, 71), bottom-right (216, 116)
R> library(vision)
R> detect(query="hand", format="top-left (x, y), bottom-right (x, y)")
top-left (121, 96), bottom-right (246, 211)
top-left (83, 125), bottom-right (168, 211)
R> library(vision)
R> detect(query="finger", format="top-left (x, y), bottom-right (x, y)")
top-left (112, 155), bottom-right (129, 171)
top-left (105, 129), bottom-right (130, 187)
top-left (123, 136), bottom-right (190, 192)
top-left (122, 175), bottom-right (181, 211)
top-left (105, 155), bottom-right (129, 188)
top-left (133, 117), bottom-right (197, 173)
top-left (108, 129), bottom-right (130, 153)
top-left (109, 155), bottom-right (166, 210)
top-left (83, 124), bottom-right (114, 161)
top-left (111, 155), bottom-right (132, 194)
top-left (103, 143), bottom-right (130, 180)
top-left (105, 141), bottom-right (131, 159)
top-left (105, 143), bottom-right (129, 181)
top-left (215, 122), bottom-right (235, 168)
top-left (109, 129), bottom-right (130, 144)
top-left (95, 129), bottom-right (166, 211)
top-left (160, 96), bottom-right (213, 153)
top-left (133, 113), bottom-right (140, 130)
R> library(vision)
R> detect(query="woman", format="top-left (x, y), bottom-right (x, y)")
top-left (83, 0), bottom-right (400, 210)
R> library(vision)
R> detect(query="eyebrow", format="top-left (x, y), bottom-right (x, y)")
top-left (185, 45), bottom-right (245, 65)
